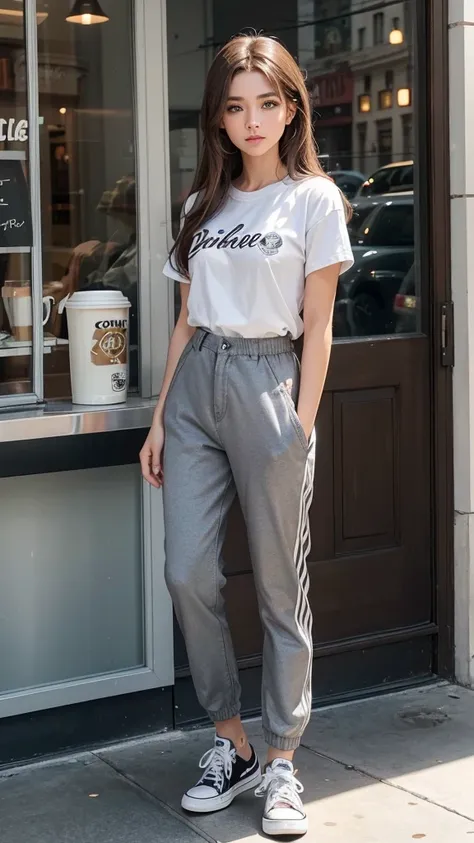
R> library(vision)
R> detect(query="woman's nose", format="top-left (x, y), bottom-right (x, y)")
top-left (246, 116), bottom-right (260, 130)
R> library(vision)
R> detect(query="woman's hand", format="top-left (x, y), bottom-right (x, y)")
top-left (140, 419), bottom-right (165, 488)
top-left (139, 284), bottom-right (194, 489)
top-left (297, 262), bottom-right (341, 443)
top-left (301, 422), bottom-right (314, 445)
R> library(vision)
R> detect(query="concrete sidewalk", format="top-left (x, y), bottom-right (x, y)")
top-left (2, 682), bottom-right (474, 842)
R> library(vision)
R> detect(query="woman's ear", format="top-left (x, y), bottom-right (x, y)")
top-left (285, 101), bottom-right (297, 126)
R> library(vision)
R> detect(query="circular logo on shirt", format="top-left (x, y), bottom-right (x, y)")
top-left (258, 232), bottom-right (283, 256)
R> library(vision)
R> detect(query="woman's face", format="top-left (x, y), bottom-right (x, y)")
top-left (220, 70), bottom-right (295, 158)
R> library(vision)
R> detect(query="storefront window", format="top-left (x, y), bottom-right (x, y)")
top-left (38, 0), bottom-right (138, 399)
top-left (0, 0), bottom-right (138, 404)
top-left (166, 0), bottom-right (421, 339)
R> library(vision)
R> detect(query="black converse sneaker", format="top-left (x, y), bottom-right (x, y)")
top-left (255, 758), bottom-right (307, 836)
top-left (181, 735), bottom-right (262, 813)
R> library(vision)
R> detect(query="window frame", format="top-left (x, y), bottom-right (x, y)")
top-left (373, 12), bottom-right (385, 45)
top-left (0, 0), bottom-right (43, 410)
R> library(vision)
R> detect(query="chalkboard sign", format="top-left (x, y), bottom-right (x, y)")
top-left (0, 158), bottom-right (32, 249)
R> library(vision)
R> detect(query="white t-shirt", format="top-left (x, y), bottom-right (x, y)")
top-left (163, 175), bottom-right (354, 339)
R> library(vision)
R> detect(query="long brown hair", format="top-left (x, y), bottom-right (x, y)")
top-left (170, 33), bottom-right (351, 278)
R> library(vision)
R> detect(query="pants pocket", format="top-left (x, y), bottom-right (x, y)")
top-left (278, 382), bottom-right (311, 451)
top-left (166, 339), bottom-right (193, 397)
top-left (265, 354), bottom-right (311, 453)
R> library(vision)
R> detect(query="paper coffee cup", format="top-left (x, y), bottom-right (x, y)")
top-left (65, 290), bottom-right (131, 405)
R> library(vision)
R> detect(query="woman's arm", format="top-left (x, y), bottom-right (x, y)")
top-left (152, 282), bottom-right (195, 426)
top-left (140, 282), bottom-right (195, 487)
top-left (297, 263), bottom-right (341, 441)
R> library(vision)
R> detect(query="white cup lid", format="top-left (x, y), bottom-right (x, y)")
top-left (65, 290), bottom-right (132, 309)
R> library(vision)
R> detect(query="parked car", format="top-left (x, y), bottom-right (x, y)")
top-left (328, 169), bottom-right (366, 199)
top-left (394, 262), bottom-right (419, 333)
top-left (334, 193), bottom-right (415, 336)
top-left (355, 160), bottom-right (414, 198)
top-left (348, 195), bottom-right (385, 239)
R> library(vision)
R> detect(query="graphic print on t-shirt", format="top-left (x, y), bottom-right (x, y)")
top-left (163, 175), bottom-right (354, 339)
top-left (188, 224), bottom-right (283, 259)
top-left (258, 232), bottom-right (283, 256)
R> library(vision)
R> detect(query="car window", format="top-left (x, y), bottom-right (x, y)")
top-left (333, 173), bottom-right (358, 188)
top-left (360, 168), bottom-right (393, 195)
top-left (333, 174), bottom-right (362, 199)
top-left (387, 165), bottom-right (413, 192)
top-left (362, 204), bottom-right (414, 247)
top-left (348, 204), bottom-right (378, 241)
top-left (399, 165), bottom-right (414, 189)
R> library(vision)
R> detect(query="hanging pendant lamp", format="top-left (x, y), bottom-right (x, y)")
top-left (66, 0), bottom-right (109, 25)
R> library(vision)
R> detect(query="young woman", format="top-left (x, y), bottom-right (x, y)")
top-left (140, 33), bottom-right (353, 838)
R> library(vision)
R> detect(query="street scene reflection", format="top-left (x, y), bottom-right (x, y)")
top-left (167, 0), bottom-right (419, 338)
top-left (308, 0), bottom-right (418, 337)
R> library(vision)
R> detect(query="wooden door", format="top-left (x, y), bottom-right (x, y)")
top-left (171, 0), bottom-right (454, 724)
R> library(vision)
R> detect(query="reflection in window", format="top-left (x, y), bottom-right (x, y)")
top-left (377, 119), bottom-right (393, 166)
top-left (373, 12), bottom-right (385, 45)
top-left (166, 0), bottom-right (420, 339)
top-left (397, 87), bottom-right (411, 107)
top-left (378, 90), bottom-right (393, 110)
top-left (356, 122), bottom-right (367, 172)
top-left (402, 114), bottom-right (413, 158)
top-left (38, 0), bottom-right (137, 399)
top-left (0, 1), bottom-right (137, 402)
top-left (353, 202), bottom-right (414, 248)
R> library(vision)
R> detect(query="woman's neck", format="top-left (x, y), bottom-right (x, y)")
top-left (233, 151), bottom-right (288, 192)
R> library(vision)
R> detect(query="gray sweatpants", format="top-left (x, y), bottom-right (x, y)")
top-left (163, 328), bottom-right (316, 750)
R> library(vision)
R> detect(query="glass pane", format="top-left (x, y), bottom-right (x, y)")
top-left (0, 465), bottom-right (143, 692)
top-left (166, 0), bottom-right (421, 340)
top-left (36, 0), bottom-right (139, 399)
top-left (0, 5), bottom-right (34, 397)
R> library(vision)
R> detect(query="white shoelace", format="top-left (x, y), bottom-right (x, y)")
top-left (255, 767), bottom-right (304, 813)
top-left (198, 744), bottom-right (236, 791)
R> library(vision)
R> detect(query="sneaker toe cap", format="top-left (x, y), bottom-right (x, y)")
top-left (185, 785), bottom-right (218, 800)
top-left (267, 807), bottom-right (306, 822)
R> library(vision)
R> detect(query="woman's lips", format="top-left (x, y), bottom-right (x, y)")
top-left (246, 136), bottom-right (264, 143)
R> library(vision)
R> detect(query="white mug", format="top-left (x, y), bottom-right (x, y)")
top-left (1, 284), bottom-right (55, 340)
top-left (42, 294), bottom-right (55, 326)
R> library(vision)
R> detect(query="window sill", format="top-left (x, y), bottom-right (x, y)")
top-left (0, 396), bottom-right (156, 443)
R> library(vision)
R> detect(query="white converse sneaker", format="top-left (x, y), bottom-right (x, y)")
top-left (255, 758), bottom-right (307, 837)
top-left (181, 735), bottom-right (262, 813)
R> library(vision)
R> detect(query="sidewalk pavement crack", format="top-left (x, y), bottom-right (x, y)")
top-left (301, 743), bottom-right (474, 825)
top-left (91, 751), bottom-right (218, 843)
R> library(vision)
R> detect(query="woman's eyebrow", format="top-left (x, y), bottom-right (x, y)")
top-left (227, 91), bottom-right (280, 101)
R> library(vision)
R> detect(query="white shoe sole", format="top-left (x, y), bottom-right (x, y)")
top-left (262, 815), bottom-right (308, 837)
top-left (181, 766), bottom-right (262, 813)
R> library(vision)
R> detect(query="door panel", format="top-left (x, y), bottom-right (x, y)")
top-left (334, 388), bottom-right (398, 548)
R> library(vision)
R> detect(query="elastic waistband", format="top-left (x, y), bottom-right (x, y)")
top-left (192, 327), bottom-right (294, 356)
